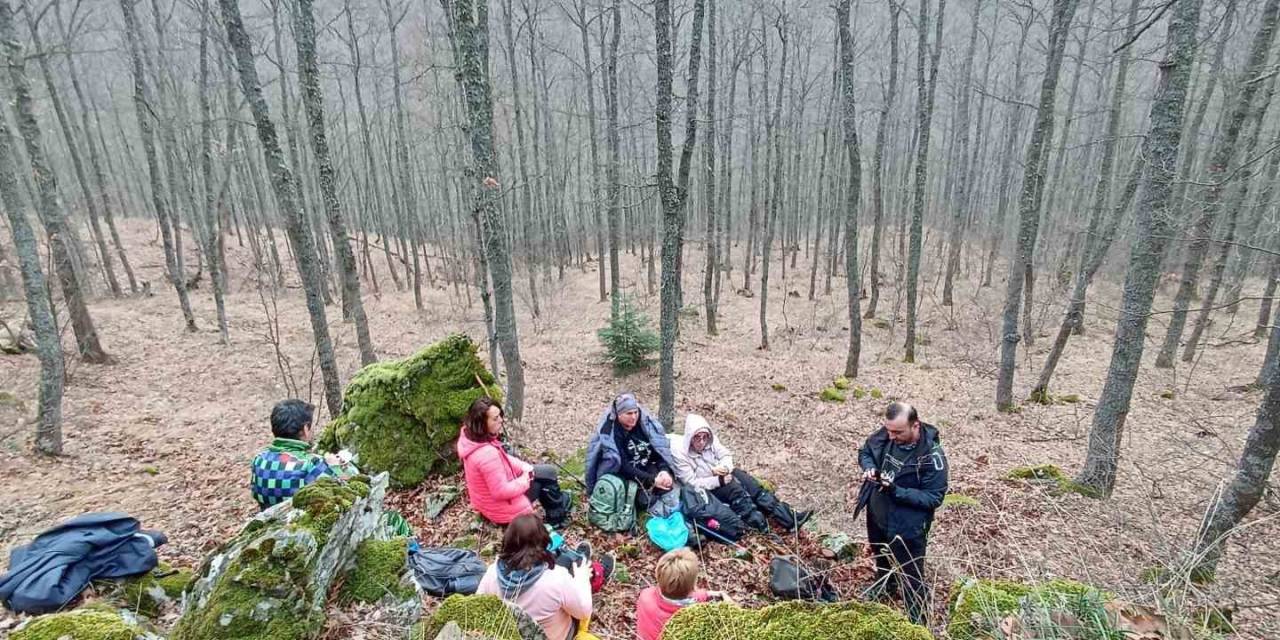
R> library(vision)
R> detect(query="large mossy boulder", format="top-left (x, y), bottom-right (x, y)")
top-left (171, 475), bottom-right (387, 640)
top-left (947, 578), bottom-right (1112, 640)
top-left (341, 537), bottom-right (415, 605)
top-left (320, 334), bottom-right (500, 488)
top-left (661, 600), bottom-right (932, 640)
top-left (421, 594), bottom-right (546, 640)
top-left (11, 608), bottom-right (156, 640)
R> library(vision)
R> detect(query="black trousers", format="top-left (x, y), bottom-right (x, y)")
top-left (524, 464), bottom-right (570, 526)
top-left (866, 516), bottom-right (929, 624)
top-left (711, 469), bottom-right (798, 530)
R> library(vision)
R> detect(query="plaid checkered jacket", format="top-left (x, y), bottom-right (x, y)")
top-left (250, 438), bottom-right (334, 509)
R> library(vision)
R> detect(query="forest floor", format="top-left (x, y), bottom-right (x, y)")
top-left (0, 218), bottom-right (1277, 639)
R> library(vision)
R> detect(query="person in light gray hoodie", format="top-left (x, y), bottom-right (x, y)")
top-left (671, 414), bottom-right (811, 532)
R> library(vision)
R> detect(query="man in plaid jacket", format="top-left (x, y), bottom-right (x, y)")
top-left (251, 399), bottom-right (354, 509)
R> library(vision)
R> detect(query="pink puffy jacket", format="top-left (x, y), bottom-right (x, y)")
top-left (457, 430), bottom-right (535, 524)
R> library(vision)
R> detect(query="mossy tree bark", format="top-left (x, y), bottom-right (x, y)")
top-left (295, 0), bottom-right (377, 366)
top-left (1076, 0), bottom-right (1204, 497)
top-left (836, 0), bottom-right (862, 378)
top-left (994, 0), bottom-right (1080, 411)
top-left (1155, 0), bottom-right (1280, 369)
top-left (0, 95), bottom-right (62, 455)
top-left (219, 0), bottom-right (344, 417)
top-left (442, 0), bottom-right (526, 420)
top-left (0, 0), bottom-right (110, 364)
top-left (656, 0), bottom-right (705, 427)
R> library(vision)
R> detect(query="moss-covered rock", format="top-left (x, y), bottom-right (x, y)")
top-left (11, 609), bottom-right (151, 640)
top-left (342, 538), bottom-right (414, 604)
top-left (662, 600), bottom-right (932, 640)
top-left (428, 594), bottom-right (546, 640)
top-left (320, 335), bottom-right (499, 488)
top-left (947, 578), bottom-right (1112, 640)
top-left (661, 602), bottom-right (759, 640)
top-left (172, 475), bottom-right (388, 640)
top-left (103, 564), bottom-right (195, 618)
top-left (820, 387), bottom-right (846, 403)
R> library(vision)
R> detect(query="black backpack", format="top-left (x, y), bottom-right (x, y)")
top-left (408, 547), bottom-right (486, 597)
top-left (768, 555), bottom-right (838, 602)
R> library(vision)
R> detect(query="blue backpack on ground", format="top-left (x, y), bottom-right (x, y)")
top-left (645, 510), bottom-right (689, 551)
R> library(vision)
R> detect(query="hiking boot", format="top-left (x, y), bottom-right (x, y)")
top-left (575, 541), bottom-right (593, 562)
top-left (790, 509), bottom-right (813, 531)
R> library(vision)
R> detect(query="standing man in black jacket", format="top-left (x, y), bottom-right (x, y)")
top-left (857, 401), bottom-right (948, 624)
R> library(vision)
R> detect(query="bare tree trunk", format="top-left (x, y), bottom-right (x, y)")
top-left (983, 14), bottom-right (1031, 288)
top-left (198, 0), bottom-right (230, 344)
top-left (54, 6), bottom-right (138, 294)
top-left (1156, 0), bottom-right (1280, 369)
top-left (837, 0), bottom-right (863, 377)
top-left (443, 0), bottom-right (526, 419)
top-left (903, 0), bottom-right (945, 363)
top-left (1, 1), bottom-right (110, 363)
top-left (1187, 316), bottom-right (1280, 577)
top-left (941, 0), bottom-right (981, 307)
top-left (656, 0), bottom-right (706, 426)
top-left (219, 0), bottom-right (343, 417)
top-left (994, 0), bottom-right (1080, 410)
top-left (1260, 256), bottom-right (1279, 340)
top-left (702, 0), bottom-right (719, 336)
top-left (1077, 0), bottom-right (1203, 496)
top-left (759, 18), bottom-right (785, 351)
top-left (121, 0), bottom-right (199, 334)
top-left (296, 0), bottom-right (376, 366)
top-left (1031, 0), bottom-right (1140, 402)
top-left (0, 87), bottom-right (62, 454)
top-left (865, 0), bottom-right (900, 319)
top-left (26, 10), bottom-right (121, 299)
top-left (605, 0), bottom-right (622, 317)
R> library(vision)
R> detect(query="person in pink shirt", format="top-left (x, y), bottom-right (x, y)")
top-left (634, 548), bottom-right (733, 640)
top-left (458, 397), bottom-right (571, 526)
top-left (478, 514), bottom-right (596, 640)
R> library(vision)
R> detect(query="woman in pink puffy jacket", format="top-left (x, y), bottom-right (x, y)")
top-left (457, 397), bottom-right (571, 526)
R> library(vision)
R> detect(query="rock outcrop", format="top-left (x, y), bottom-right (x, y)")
top-left (170, 474), bottom-right (388, 640)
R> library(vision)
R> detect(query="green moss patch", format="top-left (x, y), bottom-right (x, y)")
top-left (942, 493), bottom-right (979, 509)
top-left (11, 609), bottom-right (146, 640)
top-left (342, 538), bottom-right (413, 604)
top-left (833, 376), bottom-right (851, 390)
top-left (1004, 464), bottom-right (1099, 498)
top-left (820, 387), bottom-right (846, 403)
top-left (663, 600), bottom-right (932, 640)
top-left (319, 334), bottom-right (499, 488)
top-left (947, 578), bottom-right (1115, 640)
top-left (105, 564), bottom-right (194, 618)
top-left (427, 594), bottom-right (527, 640)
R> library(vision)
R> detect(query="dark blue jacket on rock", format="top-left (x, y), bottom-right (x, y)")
top-left (0, 512), bottom-right (166, 614)
top-left (858, 423), bottom-right (948, 539)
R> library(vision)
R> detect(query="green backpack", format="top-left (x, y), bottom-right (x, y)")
top-left (588, 475), bottom-right (638, 532)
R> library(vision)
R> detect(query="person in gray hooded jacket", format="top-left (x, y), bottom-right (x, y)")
top-left (671, 414), bottom-right (811, 533)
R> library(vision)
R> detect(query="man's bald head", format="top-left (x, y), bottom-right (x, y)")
top-left (883, 402), bottom-right (921, 445)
